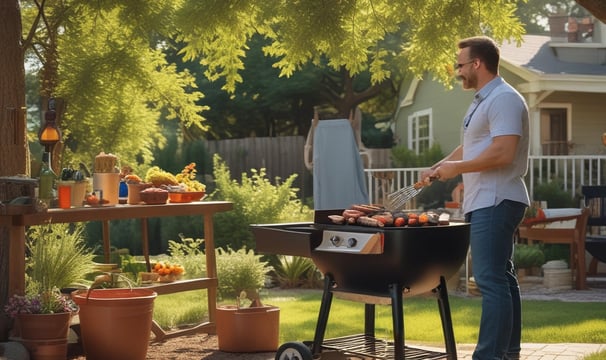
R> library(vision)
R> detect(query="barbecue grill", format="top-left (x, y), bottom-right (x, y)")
top-left (252, 209), bottom-right (470, 360)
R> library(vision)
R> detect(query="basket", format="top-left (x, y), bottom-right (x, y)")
top-left (139, 189), bottom-right (168, 205)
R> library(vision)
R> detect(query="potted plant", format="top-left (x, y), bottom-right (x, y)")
top-left (3, 223), bottom-right (95, 360)
top-left (215, 247), bottom-right (279, 353)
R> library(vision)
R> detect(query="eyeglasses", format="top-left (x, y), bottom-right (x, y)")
top-left (455, 60), bottom-right (475, 70)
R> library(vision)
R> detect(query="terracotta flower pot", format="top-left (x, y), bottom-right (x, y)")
top-left (71, 288), bottom-right (157, 360)
top-left (14, 312), bottom-right (73, 360)
top-left (215, 305), bottom-right (280, 352)
top-left (16, 312), bottom-right (72, 340)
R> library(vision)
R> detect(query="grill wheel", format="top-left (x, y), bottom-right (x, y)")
top-left (275, 341), bottom-right (313, 360)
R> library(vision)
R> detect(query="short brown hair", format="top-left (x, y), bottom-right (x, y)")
top-left (458, 36), bottom-right (500, 74)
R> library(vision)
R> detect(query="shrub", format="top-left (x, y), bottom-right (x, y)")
top-left (274, 255), bottom-right (322, 289)
top-left (514, 244), bottom-right (545, 269)
top-left (210, 154), bottom-right (313, 250)
top-left (167, 235), bottom-right (206, 279)
top-left (533, 179), bottom-right (577, 208)
top-left (215, 247), bottom-right (272, 301)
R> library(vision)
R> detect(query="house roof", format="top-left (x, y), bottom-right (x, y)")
top-left (500, 35), bottom-right (606, 76)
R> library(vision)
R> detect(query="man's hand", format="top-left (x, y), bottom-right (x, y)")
top-left (431, 161), bottom-right (460, 181)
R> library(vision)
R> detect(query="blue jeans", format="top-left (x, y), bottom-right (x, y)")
top-left (466, 200), bottom-right (526, 360)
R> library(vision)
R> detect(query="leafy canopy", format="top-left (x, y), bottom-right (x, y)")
top-left (176, 0), bottom-right (525, 91)
top-left (22, 0), bottom-right (524, 170)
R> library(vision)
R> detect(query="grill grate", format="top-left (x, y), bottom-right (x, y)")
top-left (321, 334), bottom-right (448, 360)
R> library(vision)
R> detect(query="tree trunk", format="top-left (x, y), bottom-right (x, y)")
top-left (0, 0), bottom-right (27, 341)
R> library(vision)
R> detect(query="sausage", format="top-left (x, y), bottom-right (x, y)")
top-left (342, 209), bottom-right (365, 219)
top-left (357, 216), bottom-right (384, 227)
top-left (328, 215), bottom-right (345, 224)
top-left (351, 204), bottom-right (384, 214)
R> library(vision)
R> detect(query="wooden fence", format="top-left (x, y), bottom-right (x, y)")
top-left (206, 136), bottom-right (311, 196)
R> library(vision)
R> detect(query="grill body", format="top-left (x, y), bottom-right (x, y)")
top-left (312, 223), bottom-right (469, 296)
top-left (252, 209), bottom-right (471, 360)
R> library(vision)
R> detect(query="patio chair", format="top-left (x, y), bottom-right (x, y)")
top-left (581, 185), bottom-right (606, 275)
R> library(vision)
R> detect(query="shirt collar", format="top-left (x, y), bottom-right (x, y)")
top-left (474, 76), bottom-right (503, 102)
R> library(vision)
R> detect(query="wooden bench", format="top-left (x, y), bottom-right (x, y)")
top-left (518, 208), bottom-right (590, 290)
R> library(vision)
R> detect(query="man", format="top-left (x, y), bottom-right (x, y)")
top-left (422, 36), bottom-right (530, 359)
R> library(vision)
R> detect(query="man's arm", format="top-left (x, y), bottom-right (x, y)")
top-left (432, 135), bottom-right (519, 180)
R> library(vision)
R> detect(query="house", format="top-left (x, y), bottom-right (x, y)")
top-left (393, 20), bottom-right (606, 159)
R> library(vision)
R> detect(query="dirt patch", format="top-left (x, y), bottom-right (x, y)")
top-left (68, 334), bottom-right (276, 359)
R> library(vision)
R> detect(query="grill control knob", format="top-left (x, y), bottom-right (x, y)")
top-left (329, 235), bottom-right (342, 247)
top-left (347, 238), bottom-right (357, 248)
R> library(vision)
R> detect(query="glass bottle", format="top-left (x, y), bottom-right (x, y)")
top-left (39, 152), bottom-right (57, 206)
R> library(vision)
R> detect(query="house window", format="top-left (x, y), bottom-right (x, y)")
top-left (407, 109), bottom-right (432, 154)
top-left (540, 107), bottom-right (569, 155)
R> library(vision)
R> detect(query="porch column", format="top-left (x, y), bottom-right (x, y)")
top-left (527, 93), bottom-right (542, 156)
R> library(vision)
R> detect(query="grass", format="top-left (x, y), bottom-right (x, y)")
top-left (153, 288), bottom-right (606, 345)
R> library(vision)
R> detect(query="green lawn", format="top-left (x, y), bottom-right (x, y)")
top-left (153, 288), bottom-right (606, 345)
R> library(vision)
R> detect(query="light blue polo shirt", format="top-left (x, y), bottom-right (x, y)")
top-left (461, 76), bottom-right (530, 214)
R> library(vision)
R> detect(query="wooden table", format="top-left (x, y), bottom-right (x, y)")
top-left (0, 201), bottom-right (232, 340)
top-left (517, 208), bottom-right (589, 290)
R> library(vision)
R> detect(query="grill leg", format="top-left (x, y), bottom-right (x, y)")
top-left (364, 303), bottom-right (375, 336)
top-left (437, 275), bottom-right (458, 360)
top-left (312, 274), bottom-right (335, 356)
top-left (389, 283), bottom-right (405, 360)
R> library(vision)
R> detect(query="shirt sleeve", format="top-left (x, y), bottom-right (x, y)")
top-left (488, 91), bottom-right (525, 138)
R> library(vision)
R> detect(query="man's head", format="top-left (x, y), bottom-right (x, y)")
top-left (456, 36), bottom-right (500, 90)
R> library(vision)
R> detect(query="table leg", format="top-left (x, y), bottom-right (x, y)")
top-left (8, 225), bottom-right (26, 296)
top-left (204, 213), bottom-right (217, 327)
top-left (141, 218), bottom-right (151, 272)
top-left (102, 220), bottom-right (110, 263)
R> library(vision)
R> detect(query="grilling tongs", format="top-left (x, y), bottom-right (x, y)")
top-left (386, 176), bottom-right (438, 210)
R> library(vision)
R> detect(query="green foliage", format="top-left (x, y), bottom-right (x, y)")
top-left (210, 154), bottom-right (313, 250)
top-left (514, 244), bottom-right (546, 269)
top-left (215, 247), bottom-right (272, 301)
top-left (26, 223), bottom-right (96, 294)
top-left (390, 143), bottom-right (458, 209)
top-left (533, 180), bottom-right (578, 208)
top-left (541, 244), bottom-right (570, 265)
top-left (119, 254), bottom-right (147, 281)
top-left (167, 235), bottom-right (207, 279)
top-left (274, 256), bottom-right (322, 289)
top-left (391, 143), bottom-right (444, 168)
top-left (178, 1), bottom-right (524, 90)
top-left (361, 112), bottom-right (395, 148)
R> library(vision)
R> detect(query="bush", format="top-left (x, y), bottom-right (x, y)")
top-left (167, 235), bottom-right (206, 279)
top-left (514, 244), bottom-right (545, 269)
top-left (533, 180), bottom-right (578, 208)
top-left (210, 154), bottom-right (313, 250)
top-left (274, 255), bottom-right (322, 289)
top-left (215, 247), bottom-right (272, 301)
